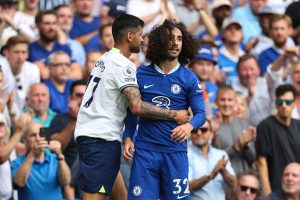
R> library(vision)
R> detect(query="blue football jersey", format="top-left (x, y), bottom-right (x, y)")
top-left (133, 64), bottom-right (206, 153)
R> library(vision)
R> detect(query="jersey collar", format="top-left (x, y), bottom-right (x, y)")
top-left (154, 63), bottom-right (180, 75)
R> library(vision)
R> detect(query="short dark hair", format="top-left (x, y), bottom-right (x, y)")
top-left (237, 170), bottom-right (260, 186)
top-left (35, 10), bottom-right (57, 25)
top-left (112, 14), bottom-right (144, 43)
top-left (99, 23), bottom-right (113, 37)
top-left (70, 80), bottom-right (87, 95)
top-left (275, 84), bottom-right (297, 98)
top-left (5, 35), bottom-right (28, 49)
top-left (237, 54), bottom-right (259, 73)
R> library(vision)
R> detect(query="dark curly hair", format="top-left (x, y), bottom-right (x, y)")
top-left (146, 20), bottom-right (200, 66)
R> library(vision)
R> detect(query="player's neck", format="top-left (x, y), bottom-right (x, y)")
top-left (158, 59), bottom-right (179, 74)
top-left (113, 45), bottom-right (131, 58)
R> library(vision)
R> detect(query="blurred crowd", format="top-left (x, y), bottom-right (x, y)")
top-left (1, 0), bottom-right (300, 200)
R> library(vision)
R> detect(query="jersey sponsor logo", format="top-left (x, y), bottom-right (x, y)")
top-left (94, 60), bottom-right (105, 72)
top-left (171, 84), bottom-right (181, 94)
top-left (152, 96), bottom-right (171, 109)
top-left (133, 186), bottom-right (142, 196)
top-left (143, 84), bottom-right (154, 89)
top-left (123, 66), bottom-right (135, 77)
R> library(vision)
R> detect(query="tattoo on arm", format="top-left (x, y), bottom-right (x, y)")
top-left (123, 87), bottom-right (176, 120)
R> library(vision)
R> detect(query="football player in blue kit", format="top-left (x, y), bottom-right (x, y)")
top-left (123, 20), bottom-right (206, 200)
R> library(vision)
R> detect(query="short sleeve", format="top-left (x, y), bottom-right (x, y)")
top-left (11, 157), bottom-right (22, 177)
top-left (255, 120), bottom-right (272, 156)
top-left (113, 63), bottom-right (138, 91)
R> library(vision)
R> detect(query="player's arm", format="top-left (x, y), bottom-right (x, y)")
top-left (257, 155), bottom-right (271, 197)
top-left (122, 87), bottom-right (189, 124)
top-left (123, 108), bottom-right (138, 160)
top-left (172, 77), bottom-right (206, 142)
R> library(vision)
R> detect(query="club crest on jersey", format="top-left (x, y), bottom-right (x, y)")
top-left (171, 84), bottom-right (181, 94)
top-left (94, 60), bottom-right (105, 72)
top-left (123, 66), bottom-right (134, 77)
top-left (133, 186), bottom-right (142, 196)
top-left (152, 96), bottom-right (171, 109)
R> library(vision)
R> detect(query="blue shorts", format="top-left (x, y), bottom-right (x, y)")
top-left (128, 148), bottom-right (190, 200)
top-left (77, 136), bottom-right (121, 195)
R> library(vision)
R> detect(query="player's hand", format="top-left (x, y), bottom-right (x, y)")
top-left (123, 137), bottom-right (135, 161)
top-left (174, 110), bottom-right (190, 125)
top-left (171, 123), bottom-right (193, 143)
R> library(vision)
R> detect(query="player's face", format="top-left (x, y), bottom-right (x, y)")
top-left (129, 26), bottom-right (143, 54)
top-left (236, 175), bottom-right (259, 200)
top-left (166, 27), bottom-right (182, 60)
top-left (216, 89), bottom-right (236, 118)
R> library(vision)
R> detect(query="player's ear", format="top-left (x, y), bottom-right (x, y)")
top-left (127, 32), bottom-right (133, 42)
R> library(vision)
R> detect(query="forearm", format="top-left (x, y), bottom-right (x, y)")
top-left (257, 156), bottom-right (272, 197)
top-left (189, 175), bottom-right (211, 193)
top-left (74, 30), bottom-right (98, 46)
top-left (57, 154), bottom-right (71, 186)
top-left (271, 55), bottom-right (286, 72)
top-left (51, 121), bottom-right (76, 151)
top-left (13, 152), bottom-right (34, 187)
top-left (198, 9), bottom-right (218, 38)
top-left (0, 132), bottom-right (22, 164)
top-left (221, 170), bottom-right (236, 189)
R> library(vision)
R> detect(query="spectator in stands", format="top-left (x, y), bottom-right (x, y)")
top-left (234, 93), bottom-right (248, 120)
top-left (100, 0), bottom-right (126, 24)
top-left (268, 162), bottom-right (300, 200)
top-left (256, 84), bottom-right (300, 197)
top-left (44, 51), bottom-right (74, 114)
top-left (218, 18), bottom-right (245, 85)
top-left (188, 119), bottom-right (236, 200)
top-left (233, 0), bottom-right (267, 43)
top-left (85, 23), bottom-right (114, 53)
top-left (0, 113), bottom-right (26, 200)
top-left (69, 0), bottom-right (100, 46)
top-left (26, 83), bottom-right (56, 127)
top-left (38, 0), bottom-right (70, 10)
top-left (1, 36), bottom-right (40, 115)
top-left (213, 85), bottom-right (256, 174)
top-left (11, 122), bottom-right (71, 200)
top-left (234, 171), bottom-right (260, 200)
top-left (188, 46), bottom-right (218, 118)
top-left (55, 4), bottom-right (86, 67)
top-left (84, 51), bottom-right (104, 80)
top-left (258, 14), bottom-right (295, 75)
top-left (48, 80), bottom-right (85, 199)
top-left (198, 0), bottom-right (232, 48)
top-left (28, 10), bottom-right (82, 80)
top-left (0, 0), bottom-right (37, 45)
top-left (286, 1), bottom-right (300, 43)
top-left (233, 54), bottom-right (273, 126)
top-left (126, 0), bottom-right (177, 35)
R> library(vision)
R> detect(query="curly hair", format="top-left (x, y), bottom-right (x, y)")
top-left (146, 20), bottom-right (200, 66)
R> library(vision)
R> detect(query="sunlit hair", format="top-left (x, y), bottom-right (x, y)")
top-left (146, 19), bottom-right (200, 66)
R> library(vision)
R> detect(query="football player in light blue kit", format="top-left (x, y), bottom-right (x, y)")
top-left (123, 20), bottom-right (206, 200)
